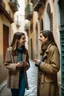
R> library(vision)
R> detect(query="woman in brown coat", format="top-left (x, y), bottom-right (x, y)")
top-left (4, 32), bottom-right (30, 96)
top-left (34, 30), bottom-right (60, 96)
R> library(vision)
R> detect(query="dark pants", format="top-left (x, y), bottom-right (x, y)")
top-left (11, 72), bottom-right (26, 96)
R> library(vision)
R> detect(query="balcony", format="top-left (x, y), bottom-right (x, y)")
top-left (0, 2), bottom-right (13, 23)
top-left (33, 0), bottom-right (46, 11)
top-left (25, 3), bottom-right (33, 20)
top-left (8, 0), bottom-right (18, 13)
top-left (16, 20), bottom-right (21, 28)
top-left (0, 0), bottom-right (5, 9)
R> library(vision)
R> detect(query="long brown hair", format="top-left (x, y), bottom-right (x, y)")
top-left (40, 30), bottom-right (57, 55)
top-left (10, 32), bottom-right (25, 50)
top-left (40, 30), bottom-right (55, 43)
top-left (10, 32), bottom-right (28, 55)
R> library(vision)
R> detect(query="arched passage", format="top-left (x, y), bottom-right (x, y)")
top-left (46, 3), bottom-right (53, 32)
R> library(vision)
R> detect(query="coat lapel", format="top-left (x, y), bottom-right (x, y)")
top-left (43, 44), bottom-right (52, 60)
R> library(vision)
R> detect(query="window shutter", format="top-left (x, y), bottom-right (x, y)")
top-left (60, 27), bottom-right (64, 96)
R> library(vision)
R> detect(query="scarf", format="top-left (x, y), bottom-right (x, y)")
top-left (16, 45), bottom-right (25, 72)
top-left (16, 45), bottom-right (25, 61)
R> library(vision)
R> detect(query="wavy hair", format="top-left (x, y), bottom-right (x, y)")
top-left (10, 32), bottom-right (25, 50)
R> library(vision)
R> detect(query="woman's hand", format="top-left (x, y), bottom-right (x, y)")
top-left (34, 59), bottom-right (42, 67)
top-left (16, 61), bottom-right (28, 68)
top-left (16, 62), bottom-right (23, 67)
top-left (22, 61), bottom-right (28, 67)
top-left (33, 59), bottom-right (40, 67)
top-left (34, 59), bottom-right (40, 64)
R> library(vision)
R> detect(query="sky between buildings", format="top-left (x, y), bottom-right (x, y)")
top-left (18, 0), bottom-right (25, 15)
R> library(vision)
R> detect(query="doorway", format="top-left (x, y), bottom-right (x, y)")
top-left (3, 24), bottom-right (9, 62)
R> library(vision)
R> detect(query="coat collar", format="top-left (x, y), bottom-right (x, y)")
top-left (43, 43), bottom-right (53, 59)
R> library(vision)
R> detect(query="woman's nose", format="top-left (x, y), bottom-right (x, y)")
top-left (24, 40), bottom-right (26, 42)
top-left (39, 38), bottom-right (41, 41)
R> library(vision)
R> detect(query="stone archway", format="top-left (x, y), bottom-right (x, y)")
top-left (47, 3), bottom-right (53, 32)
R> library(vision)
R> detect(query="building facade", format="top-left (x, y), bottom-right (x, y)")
top-left (25, 0), bottom-right (41, 59)
top-left (25, 0), bottom-right (64, 95)
top-left (0, 0), bottom-right (18, 89)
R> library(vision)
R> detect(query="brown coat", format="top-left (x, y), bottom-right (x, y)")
top-left (39, 43), bottom-right (60, 96)
top-left (4, 47), bottom-right (30, 89)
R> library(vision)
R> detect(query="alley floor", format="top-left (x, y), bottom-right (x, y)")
top-left (0, 60), bottom-right (38, 96)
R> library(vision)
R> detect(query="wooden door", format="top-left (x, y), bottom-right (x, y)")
top-left (3, 24), bottom-right (9, 62)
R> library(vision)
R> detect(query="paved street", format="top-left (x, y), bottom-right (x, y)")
top-left (0, 85), bottom-right (12, 96)
top-left (0, 60), bottom-right (38, 96)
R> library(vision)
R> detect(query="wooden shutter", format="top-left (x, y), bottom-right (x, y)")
top-left (60, 26), bottom-right (64, 95)
top-left (3, 25), bottom-right (9, 62)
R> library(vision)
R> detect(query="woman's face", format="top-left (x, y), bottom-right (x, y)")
top-left (39, 33), bottom-right (48, 45)
top-left (18, 35), bottom-right (26, 46)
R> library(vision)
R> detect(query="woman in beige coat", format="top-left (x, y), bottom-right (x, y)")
top-left (4, 32), bottom-right (30, 96)
top-left (34, 30), bottom-right (60, 96)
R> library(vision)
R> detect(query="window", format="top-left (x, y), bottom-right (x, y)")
top-left (40, 18), bottom-right (43, 31)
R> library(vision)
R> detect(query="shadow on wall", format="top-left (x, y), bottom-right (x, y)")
top-left (0, 55), bottom-right (7, 84)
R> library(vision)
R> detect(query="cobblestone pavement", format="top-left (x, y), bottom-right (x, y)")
top-left (0, 60), bottom-right (38, 96)
top-left (0, 85), bottom-right (12, 96)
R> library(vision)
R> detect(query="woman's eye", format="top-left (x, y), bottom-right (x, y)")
top-left (40, 36), bottom-right (42, 38)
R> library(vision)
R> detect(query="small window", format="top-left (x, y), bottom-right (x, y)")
top-left (47, 3), bottom-right (51, 17)
top-left (40, 18), bottom-right (43, 31)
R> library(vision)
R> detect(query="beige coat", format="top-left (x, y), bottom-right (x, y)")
top-left (39, 43), bottom-right (60, 96)
top-left (4, 47), bottom-right (30, 89)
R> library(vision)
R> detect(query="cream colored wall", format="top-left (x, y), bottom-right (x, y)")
top-left (0, 0), bottom-right (14, 84)
top-left (42, 0), bottom-right (60, 51)
top-left (28, 12), bottom-right (39, 59)
top-left (53, 0), bottom-right (60, 51)
top-left (28, 17), bottom-right (34, 59)
top-left (33, 12), bottom-right (38, 58)
top-left (11, 12), bottom-right (24, 33)
top-left (25, 0), bottom-right (28, 5)
top-left (3, 0), bottom-right (14, 18)
top-left (0, 14), bottom-right (11, 84)
top-left (33, 12), bottom-right (41, 59)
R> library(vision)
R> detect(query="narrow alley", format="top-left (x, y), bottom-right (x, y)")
top-left (0, 0), bottom-right (64, 96)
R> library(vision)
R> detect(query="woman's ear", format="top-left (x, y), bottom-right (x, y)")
top-left (45, 37), bottom-right (48, 41)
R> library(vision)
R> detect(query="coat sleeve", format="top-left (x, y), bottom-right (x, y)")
top-left (25, 52), bottom-right (30, 71)
top-left (40, 46), bottom-right (60, 74)
top-left (4, 48), bottom-right (17, 71)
